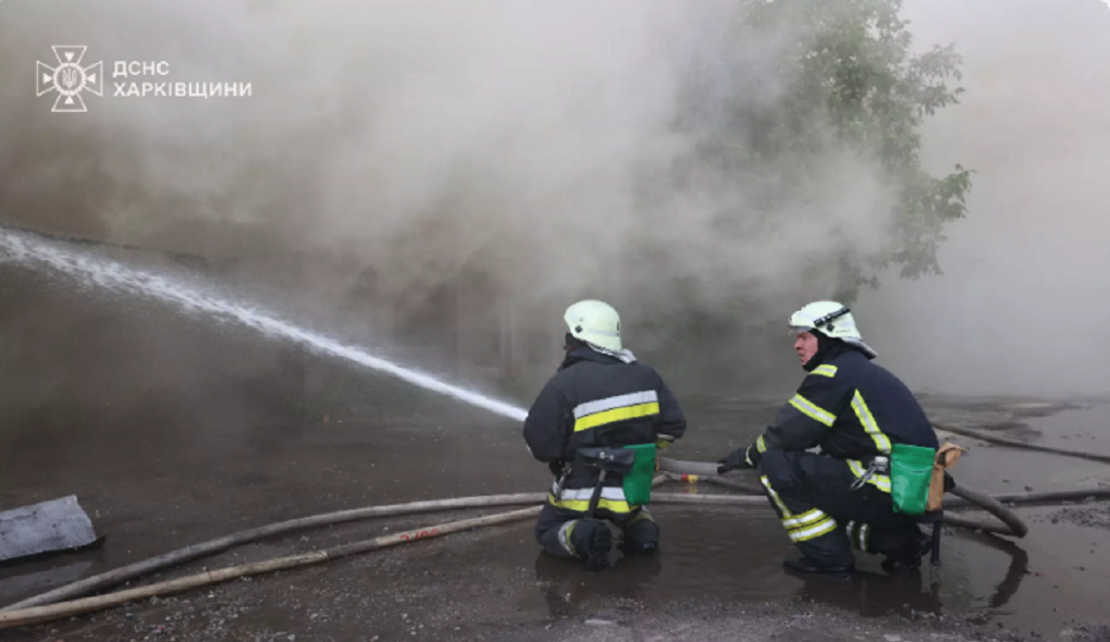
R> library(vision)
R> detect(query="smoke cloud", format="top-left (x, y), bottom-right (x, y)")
top-left (859, 0), bottom-right (1110, 398)
top-left (6, 0), bottom-right (1096, 400)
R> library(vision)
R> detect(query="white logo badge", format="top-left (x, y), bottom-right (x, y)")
top-left (36, 46), bottom-right (104, 113)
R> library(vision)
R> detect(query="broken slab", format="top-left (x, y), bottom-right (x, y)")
top-left (0, 496), bottom-right (99, 563)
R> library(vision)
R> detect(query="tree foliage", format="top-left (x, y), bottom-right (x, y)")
top-left (638, 0), bottom-right (973, 389)
top-left (716, 0), bottom-right (973, 300)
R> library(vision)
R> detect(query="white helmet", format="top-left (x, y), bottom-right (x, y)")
top-left (564, 299), bottom-right (622, 352)
top-left (788, 300), bottom-right (878, 358)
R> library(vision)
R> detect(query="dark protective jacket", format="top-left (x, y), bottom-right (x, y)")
top-left (743, 347), bottom-right (937, 492)
top-left (523, 347), bottom-right (687, 501)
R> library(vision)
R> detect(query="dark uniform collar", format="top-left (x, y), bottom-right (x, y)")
top-left (803, 334), bottom-right (866, 372)
top-left (558, 346), bottom-right (624, 372)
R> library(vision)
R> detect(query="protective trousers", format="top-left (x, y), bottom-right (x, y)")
top-left (758, 450), bottom-right (922, 569)
top-left (535, 502), bottom-right (659, 560)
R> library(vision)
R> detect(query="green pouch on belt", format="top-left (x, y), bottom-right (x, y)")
top-left (622, 443), bottom-right (657, 506)
top-left (890, 443), bottom-right (936, 516)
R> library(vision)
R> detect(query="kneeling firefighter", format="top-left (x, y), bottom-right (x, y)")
top-left (523, 300), bottom-right (687, 570)
top-left (717, 301), bottom-right (939, 577)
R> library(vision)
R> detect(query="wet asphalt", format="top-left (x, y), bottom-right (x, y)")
top-left (1, 380), bottom-right (1109, 641)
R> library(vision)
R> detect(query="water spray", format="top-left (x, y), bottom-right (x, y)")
top-left (0, 227), bottom-right (529, 422)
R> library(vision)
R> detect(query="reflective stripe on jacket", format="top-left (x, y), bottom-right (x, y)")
top-left (523, 347), bottom-right (686, 494)
top-left (745, 349), bottom-right (937, 491)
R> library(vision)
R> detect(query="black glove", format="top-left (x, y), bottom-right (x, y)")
top-left (548, 460), bottom-right (567, 477)
top-left (717, 446), bottom-right (752, 475)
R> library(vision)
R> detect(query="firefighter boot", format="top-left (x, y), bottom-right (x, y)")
top-left (783, 556), bottom-right (856, 579)
top-left (620, 510), bottom-right (660, 555)
top-left (881, 531), bottom-right (934, 573)
top-left (570, 519), bottom-right (612, 570)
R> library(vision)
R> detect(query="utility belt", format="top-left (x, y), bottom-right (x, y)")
top-left (552, 445), bottom-right (656, 517)
top-left (560, 461), bottom-right (627, 487)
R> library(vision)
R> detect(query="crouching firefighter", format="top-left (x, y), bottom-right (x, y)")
top-left (717, 301), bottom-right (940, 577)
top-left (523, 300), bottom-right (687, 570)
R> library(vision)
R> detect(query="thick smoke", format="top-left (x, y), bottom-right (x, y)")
top-left (859, 0), bottom-right (1110, 398)
top-left (1, 1), bottom-right (961, 396)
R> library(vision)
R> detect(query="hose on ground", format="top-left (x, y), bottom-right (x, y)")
top-left (659, 457), bottom-right (721, 477)
top-left (0, 506), bottom-right (543, 630)
top-left (3, 492), bottom-right (552, 611)
top-left (5, 456), bottom-right (1106, 628)
top-left (663, 471), bottom-right (765, 495)
top-left (659, 458), bottom-right (1032, 538)
top-left (932, 422), bottom-right (1110, 465)
top-left (943, 487), bottom-right (1110, 508)
top-left (0, 474), bottom-right (756, 613)
top-left (0, 491), bottom-right (768, 630)
top-left (0, 475), bottom-right (1069, 629)
top-left (947, 485), bottom-right (1028, 537)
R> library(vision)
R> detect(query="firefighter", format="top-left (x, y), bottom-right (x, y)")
top-left (523, 300), bottom-right (687, 570)
top-left (717, 301), bottom-right (938, 577)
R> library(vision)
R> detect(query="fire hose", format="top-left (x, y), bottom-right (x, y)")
top-left (0, 477), bottom-right (739, 624)
top-left (662, 470), bottom-right (1030, 537)
top-left (3, 459), bottom-right (1109, 630)
top-left (0, 487), bottom-right (770, 630)
top-left (656, 458), bottom-right (1058, 538)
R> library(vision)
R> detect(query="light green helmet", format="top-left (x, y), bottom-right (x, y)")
top-left (788, 300), bottom-right (878, 358)
top-left (564, 299), bottom-right (622, 352)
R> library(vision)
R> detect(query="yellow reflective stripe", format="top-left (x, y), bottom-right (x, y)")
top-left (789, 394), bottom-right (836, 427)
top-left (574, 402), bottom-right (660, 432)
top-left (557, 486), bottom-right (627, 501)
top-left (655, 439), bottom-right (671, 450)
top-left (846, 460), bottom-right (892, 493)
top-left (812, 365), bottom-right (838, 378)
top-left (789, 517), bottom-right (838, 542)
top-left (851, 390), bottom-right (891, 454)
top-left (547, 494), bottom-right (634, 513)
top-left (756, 435), bottom-right (767, 453)
top-left (744, 447), bottom-right (754, 467)
top-left (782, 508), bottom-right (827, 529)
top-left (574, 391), bottom-right (658, 418)
top-left (760, 476), bottom-right (793, 518)
top-left (558, 521), bottom-right (577, 555)
top-left (846, 521), bottom-right (870, 551)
